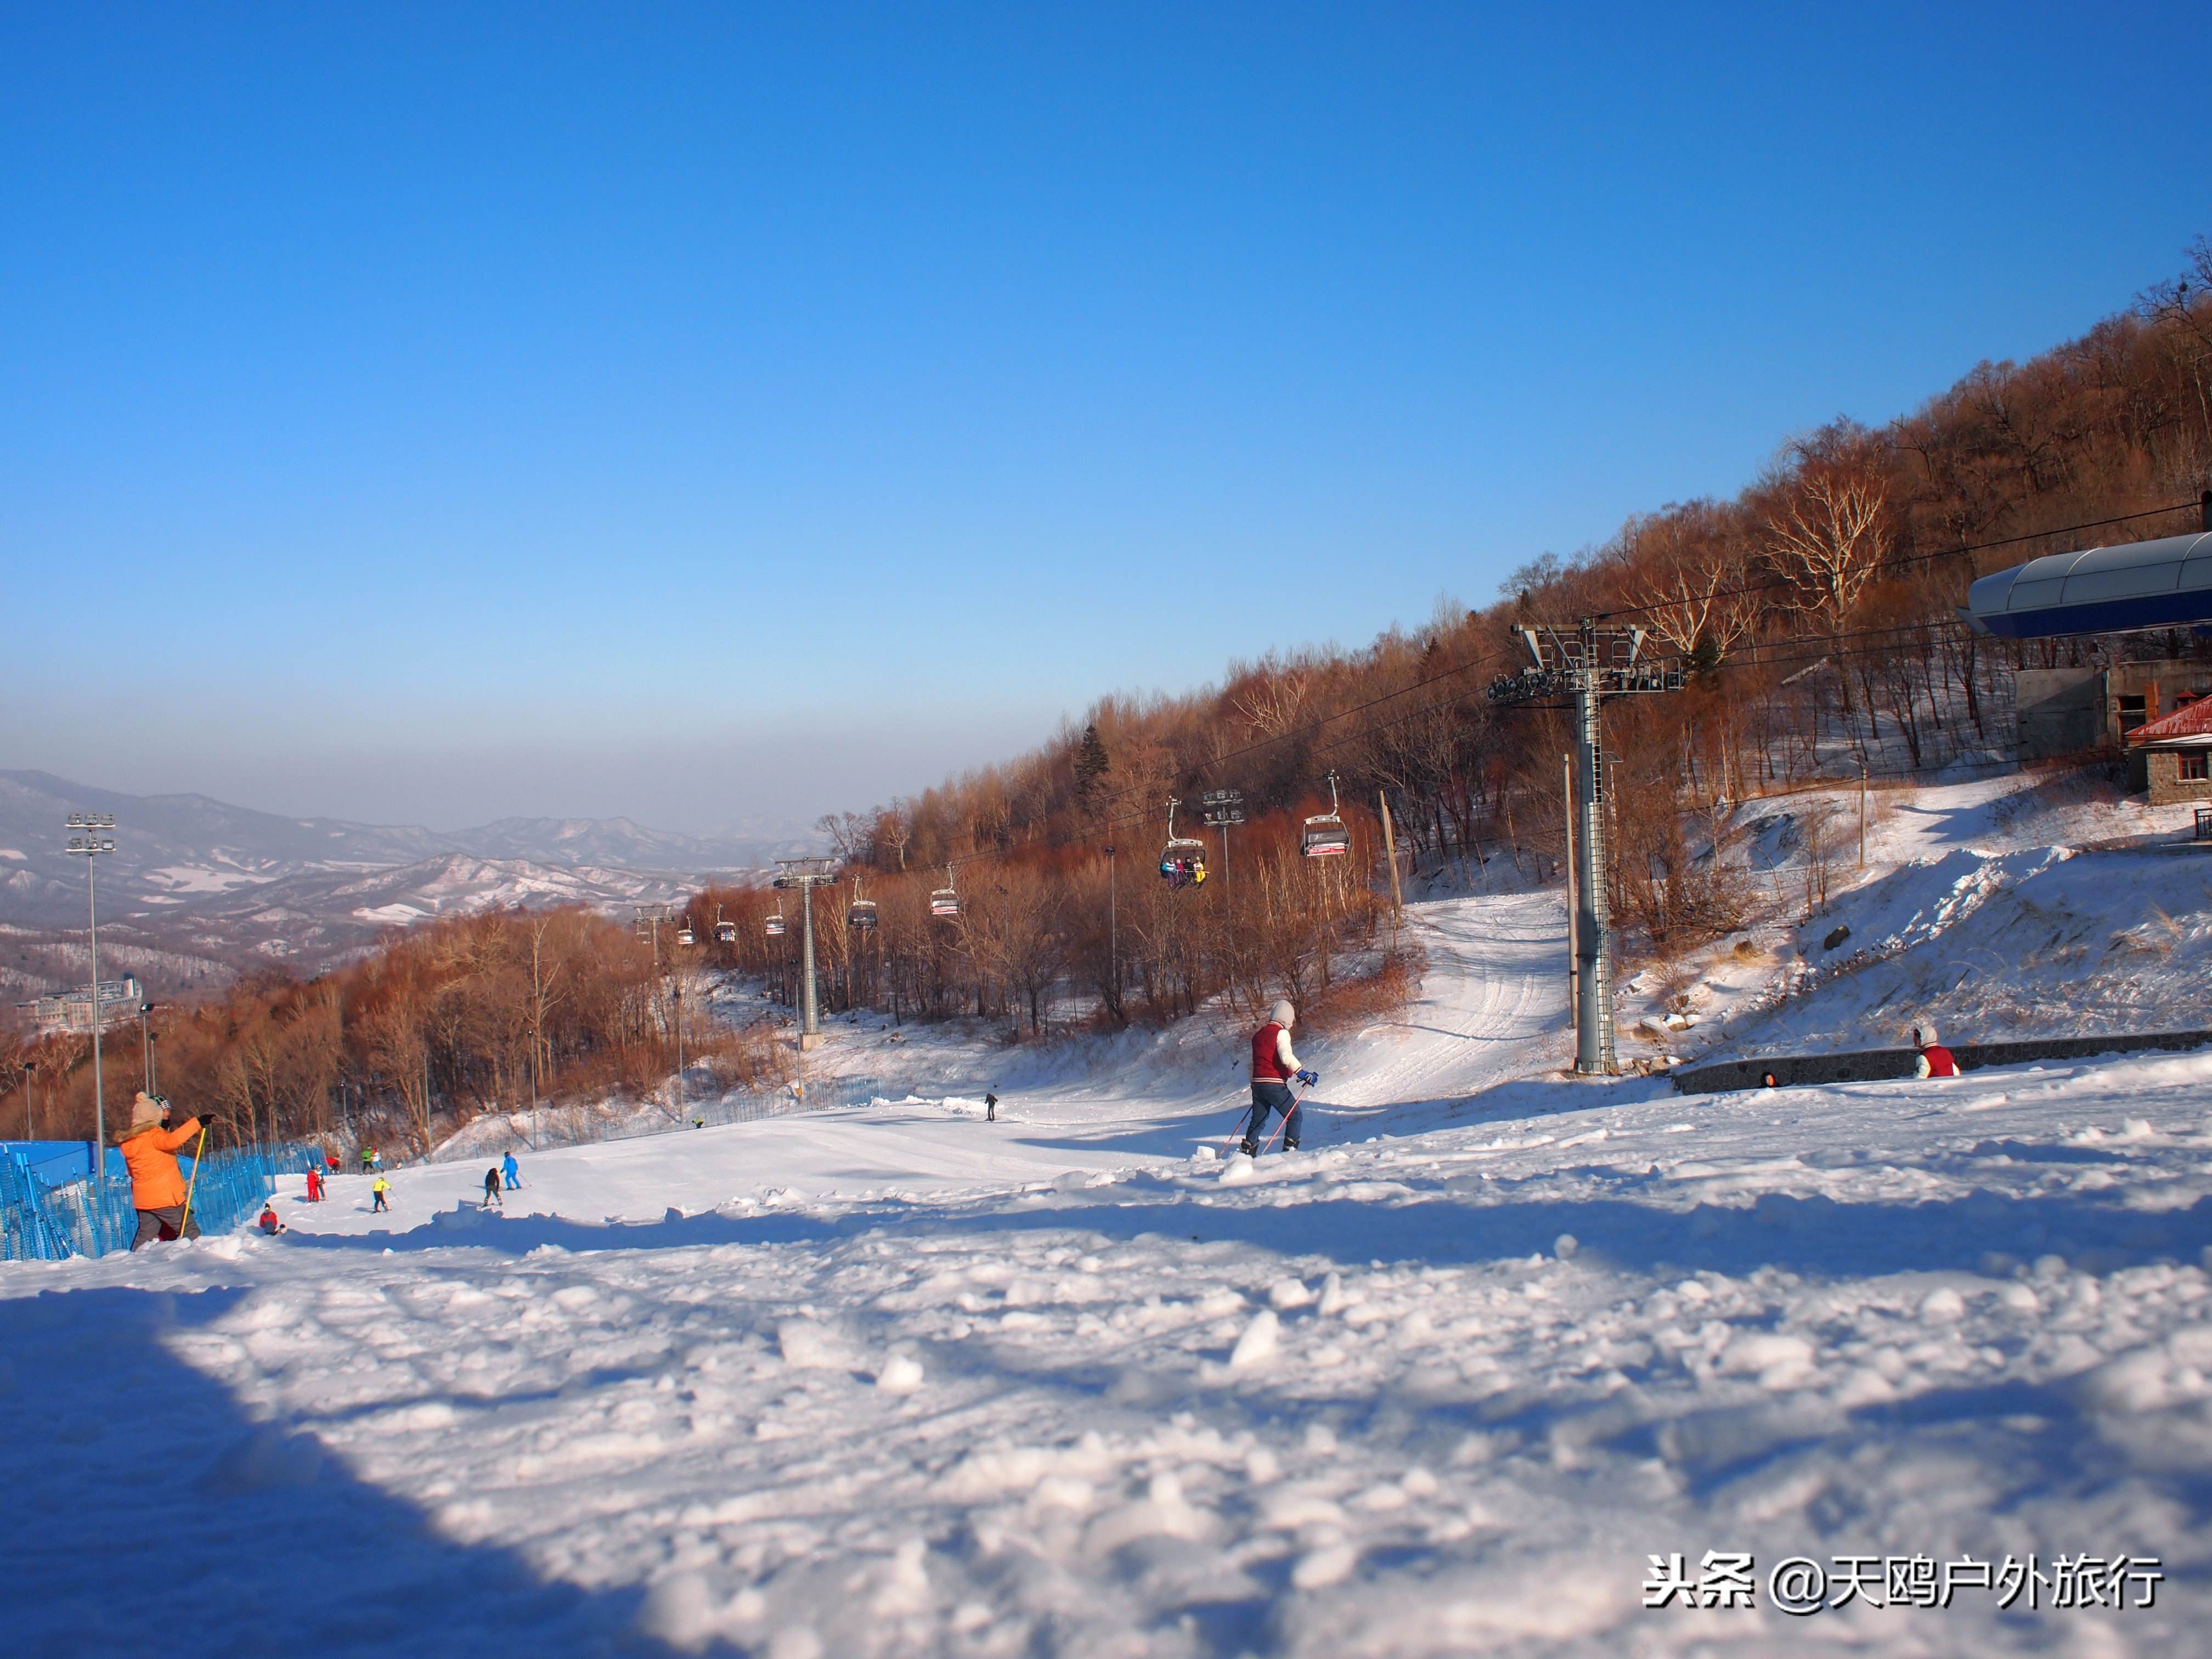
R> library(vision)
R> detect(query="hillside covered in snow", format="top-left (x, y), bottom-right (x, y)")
top-left (7, 765), bottom-right (2210, 1656)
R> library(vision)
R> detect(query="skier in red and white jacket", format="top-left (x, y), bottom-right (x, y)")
top-left (1913, 1022), bottom-right (1960, 1079)
top-left (1241, 1000), bottom-right (1318, 1156)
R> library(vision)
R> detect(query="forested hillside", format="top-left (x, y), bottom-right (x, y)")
top-left (685, 240), bottom-right (2212, 1014)
top-left (9, 242), bottom-right (2211, 1153)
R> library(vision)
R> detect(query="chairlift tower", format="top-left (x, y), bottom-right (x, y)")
top-left (772, 859), bottom-right (840, 1051)
top-left (631, 904), bottom-right (670, 970)
top-left (1490, 618), bottom-right (1685, 1075)
top-left (1200, 789), bottom-right (1245, 883)
top-left (65, 813), bottom-right (117, 1162)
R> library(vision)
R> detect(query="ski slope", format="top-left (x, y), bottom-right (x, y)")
top-left (8, 857), bottom-right (2211, 1656)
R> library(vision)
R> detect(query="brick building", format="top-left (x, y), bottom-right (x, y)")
top-left (2017, 659), bottom-right (2212, 780)
top-left (2126, 697), bottom-right (2212, 806)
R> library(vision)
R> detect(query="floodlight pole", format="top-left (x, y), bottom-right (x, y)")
top-left (65, 814), bottom-right (117, 1166)
top-left (1201, 790), bottom-right (1245, 885)
top-left (1105, 845), bottom-right (1118, 1013)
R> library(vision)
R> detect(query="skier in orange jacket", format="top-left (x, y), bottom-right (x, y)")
top-left (116, 1092), bottom-right (214, 1250)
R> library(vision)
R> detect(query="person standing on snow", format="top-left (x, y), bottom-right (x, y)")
top-left (502, 1151), bottom-right (521, 1191)
top-left (370, 1173), bottom-right (391, 1213)
top-left (483, 1166), bottom-right (504, 1210)
top-left (305, 1165), bottom-right (323, 1203)
top-left (1913, 1022), bottom-right (1960, 1079)
top-left (985, 1092), bottom-right (998, 1123)
top-left (1242, 1000), bottom-right (1318, 1156)
top-left (117, 1092), bottom-right (217, 1249)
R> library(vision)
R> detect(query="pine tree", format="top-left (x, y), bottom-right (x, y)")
top-left (1073, 723), bottom-right (1111, 802)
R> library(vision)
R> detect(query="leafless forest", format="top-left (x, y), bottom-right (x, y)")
top-left (8, 243), bottom-right (2212, 1153)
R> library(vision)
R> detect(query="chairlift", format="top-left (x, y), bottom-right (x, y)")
top-left (675, 924), bottom-right (696, 946)
top-left (930, 867), bottom-right (960, 919)
top-left (848, 876), bottom-right (879, 932)
top-left (764, 904), bottom-right (787, 938)
top-left (1159, 797), bottom-right (1208, 889)
top-left (1302, 770), bottom-right (1351, 859)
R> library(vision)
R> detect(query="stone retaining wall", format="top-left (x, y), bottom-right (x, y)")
top-left (1672, 1031), bottom-right (2212, 1096)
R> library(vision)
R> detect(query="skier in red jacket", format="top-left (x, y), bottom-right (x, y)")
top-left (1913, 1022), bottom-right (1960, 1079)
top-left (1241, 1000), bottom-right (1318, 1156)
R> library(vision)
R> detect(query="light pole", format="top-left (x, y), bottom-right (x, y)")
top-left (140, 1002), bottom-right (159, 1094)
top-left (1201, 790), bottom-right (1245, 885)
top-left (18, 1060), bottom-right (35, 1139)
top-left (1104, 845), bottom-right (1118, 1020)
top-left (65, 813), bottom-right (117, 1161)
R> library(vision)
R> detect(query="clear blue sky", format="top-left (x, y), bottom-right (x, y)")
top-left (4, 2), bottom-right (2206, 833)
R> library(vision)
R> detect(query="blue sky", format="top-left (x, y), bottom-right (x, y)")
top-left (3, 3), bottom-right (2206, 833)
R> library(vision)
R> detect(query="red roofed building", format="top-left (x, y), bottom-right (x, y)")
top-left (2126, 693), bottom-right (2212, 805)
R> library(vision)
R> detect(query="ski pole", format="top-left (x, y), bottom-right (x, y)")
top-left (1257, 1081), bottom-right (1310, 1154)
top-left (177, 1118), bottom-right (212, 1241)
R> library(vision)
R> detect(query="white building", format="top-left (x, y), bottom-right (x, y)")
top-left (18, 977), bottom-right (142, 1035)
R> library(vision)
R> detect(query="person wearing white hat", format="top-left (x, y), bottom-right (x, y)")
top-left (116, 1091), bottom-right (218, 1249)
top-left (1241, 1000), bottom-right (1318, 1156)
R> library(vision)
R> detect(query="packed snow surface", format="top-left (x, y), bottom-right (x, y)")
top-left (9, 804), bottom-right (2212, 1655)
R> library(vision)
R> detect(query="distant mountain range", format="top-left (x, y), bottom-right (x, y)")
top-left (0, 770), bottom-right (819, 993)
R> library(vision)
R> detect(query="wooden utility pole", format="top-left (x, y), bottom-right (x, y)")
top-left (1858, 759), bottom-right (1868, 868)
top-left (1378, 791), bottom-right (1404, 939)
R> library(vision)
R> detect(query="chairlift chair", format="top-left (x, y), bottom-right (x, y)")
top-left (1302, 770), bottom-right (1351, 859)
top-left (713, 904), bottom-right (737, 944)
top-left (676, 924), bottom-right (696, 945)
top-left (848, 877), bottom-right (879, 932)
top-left (765, 908), bottom-right (787, 938)
top-left (930, 867), bottom-right (960, 919)
top-left (1158, 797), bottom-right (1209, 889)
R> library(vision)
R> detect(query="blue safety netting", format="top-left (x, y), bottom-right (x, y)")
top-left (1, 1141), bottom-right (319, 1262)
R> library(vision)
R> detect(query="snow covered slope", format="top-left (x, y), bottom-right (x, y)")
top-left (9, 990), bottom-right (2211, 1654)
top-left (9, 768), bottom-right (2209, 1655)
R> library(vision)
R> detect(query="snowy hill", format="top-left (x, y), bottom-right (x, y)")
top-left (8, 789), bottom-right (2210, 1652)
top-left (0, 769), bottom-right (814, 984)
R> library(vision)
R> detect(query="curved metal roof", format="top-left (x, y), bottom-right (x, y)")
top-left (1961, 530), bottom-right (2212, 639)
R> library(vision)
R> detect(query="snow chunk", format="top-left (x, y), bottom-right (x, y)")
top-left (1293, 1543), bottom-right (1358, 1588)
top-left (1267, 1278), bottom-right (1313, 1310)
top-left (1920, 1287), bottom-right (1967, 1324)
top-left (1229, 1309), bottom-right (1280, 1369)
top-left (874, 1354), bottom-right (924, 1393)
top-left (777, 1319), bottom-right (848, 1369)
top-left (1720, 1333), bottom-right (1817, 1390)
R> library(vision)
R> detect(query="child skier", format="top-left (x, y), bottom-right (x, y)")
top-left (370, 1174), bottom-right (391, 1213)
top-left (483, 1166), bottom-right (504, 1210)
top-left (257, 1201), bottom-right (285, 1235)
top-left (1242, 1001), bottom-right (1318, 1156)
top-left (305, 1166), bottom-right (323, 1203)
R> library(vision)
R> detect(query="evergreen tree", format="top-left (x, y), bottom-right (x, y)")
top-left (1073, 723), bottom-right (1111, 802)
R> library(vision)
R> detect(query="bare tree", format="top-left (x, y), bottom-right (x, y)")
top-left (1766, 468), bottom-right (1891, 722)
